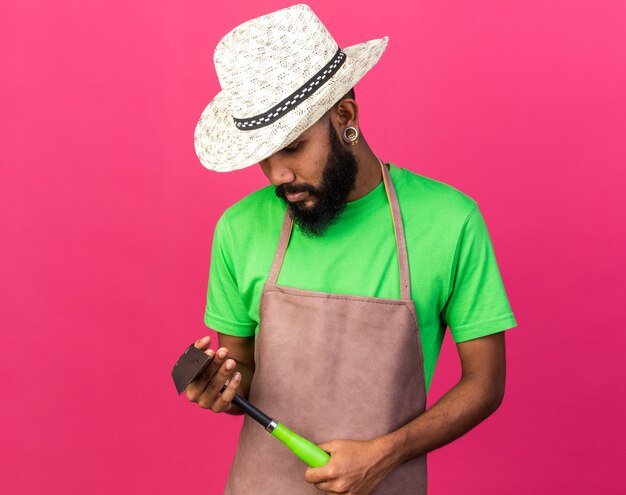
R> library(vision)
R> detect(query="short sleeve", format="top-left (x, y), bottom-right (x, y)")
top-left (203, 212), bottom-right (256, 337)
top-left (443, 206), bottom-right (517, 342)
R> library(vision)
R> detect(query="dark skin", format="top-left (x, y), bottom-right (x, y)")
top-left (185, 98), bottom-right (507, 494)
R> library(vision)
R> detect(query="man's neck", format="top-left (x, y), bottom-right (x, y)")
top-left (347, 144), bottom-right (384, 202)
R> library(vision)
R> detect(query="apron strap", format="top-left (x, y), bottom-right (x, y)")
top-left (379, 158), bottom-right (412, 300)
top-left (267, 159), bottom-right (412, 300)
top-left (267, 208), bottom-right (294, 285)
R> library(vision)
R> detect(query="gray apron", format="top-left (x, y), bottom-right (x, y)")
top-left (225, 160), bottom-right (427, 494)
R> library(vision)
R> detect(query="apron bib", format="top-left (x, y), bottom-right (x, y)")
top-left (225, 160), bottom-right (427, 494)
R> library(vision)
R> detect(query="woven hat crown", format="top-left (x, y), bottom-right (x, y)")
top-left (214, 4), bottom-right (338, 120)
top-left (194, 3), bottom-right (388, 171)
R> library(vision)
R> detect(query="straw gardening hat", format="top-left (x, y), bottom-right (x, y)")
top-left (194, 3), bottom-right (389, 172)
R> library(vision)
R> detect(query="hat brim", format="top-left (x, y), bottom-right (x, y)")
top-left (194, 36), bottom-right (389, 172)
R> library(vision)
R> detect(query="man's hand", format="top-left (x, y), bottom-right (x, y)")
top-left (184, 335), bottom-right (241, 412)
top-left (304, 438), bottom-right (395, 495)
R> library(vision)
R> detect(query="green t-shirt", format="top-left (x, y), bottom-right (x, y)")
top-left (204, 163), bottom-right (517, 392)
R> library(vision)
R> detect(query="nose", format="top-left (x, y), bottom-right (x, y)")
top-left (259, 156), bottom-right (296, 187)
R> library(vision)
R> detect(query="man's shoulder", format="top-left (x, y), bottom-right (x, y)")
top-left (225, 184), bottom-right (278, 214)
top-left (218, 184), bottom-right (285, 236)
top-left (392, 164), bottom-right (478, 219)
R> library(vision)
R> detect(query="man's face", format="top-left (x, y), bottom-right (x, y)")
top-left (259, 115), bottom-right (358, 237)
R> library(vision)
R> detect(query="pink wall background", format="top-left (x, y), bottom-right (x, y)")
top-left (2, 0), bottom-right (624, 493)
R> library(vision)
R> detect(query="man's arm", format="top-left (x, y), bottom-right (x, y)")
top-left (304, 331), bottom-right (506, 494)
top-left (381, 330), bottom-right (506, 463)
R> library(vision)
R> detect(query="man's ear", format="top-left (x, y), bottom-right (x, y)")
top-left (330, 98), bottom-right (359, 129)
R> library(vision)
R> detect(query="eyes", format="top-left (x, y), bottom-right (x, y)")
top-left (281, 141), bottom-right (302, 154)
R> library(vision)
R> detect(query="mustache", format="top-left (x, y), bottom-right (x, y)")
top-left (275, 182), bottom-right (318, 198)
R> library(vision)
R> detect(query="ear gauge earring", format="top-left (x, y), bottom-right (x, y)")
top-left (342, 126), bottom-right (359, 146)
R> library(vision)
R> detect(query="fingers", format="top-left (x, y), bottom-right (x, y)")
top-left (305, 466), bottom-right (330, 485)
top-left (214, 371), bottom-right (241, 412)
top-left (185, 337), bottom-right (242, 413)
top-left (306, 470), bottom-right (348, 494)
top-left (185, 345), bottom-right (239, 413)
top-left (194, 346), bottom-right (226, 384)
top-left (197, 355), bottom-right (237, 409)
top-left (185, 338), bottom-right (226, 400)
top-left (194, 335), bottom-right (212, 351)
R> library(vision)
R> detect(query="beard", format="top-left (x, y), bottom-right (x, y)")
top-left (275, 122), bottom-right (359, 237)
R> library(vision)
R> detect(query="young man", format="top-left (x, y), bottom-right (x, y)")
top-left (186, 4), bottom-right (517, 494)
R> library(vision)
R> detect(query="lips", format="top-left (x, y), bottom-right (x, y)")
top-left (285, 191), bottom-right (309, 202)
